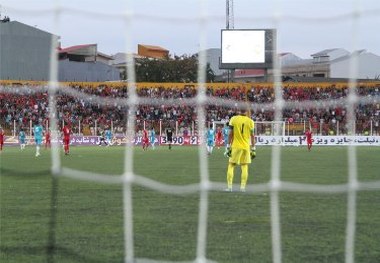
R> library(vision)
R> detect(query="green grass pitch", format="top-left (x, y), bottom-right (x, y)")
top-left (1, 146), bottom-right (380, 263)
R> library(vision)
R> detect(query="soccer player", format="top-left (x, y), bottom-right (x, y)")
top-left (215, 127), bottom-right (223, 149)
top-left (142, 129), bottom-right (149, 151)
top-left (19, 128), bottom-right (26, 150)
top-left (0, 127), bottom-right (4, 152)
top-left (105, 127), bottom-right (113, 146)
top-left (149, 127), bottom-right (156, 150)
top-left (305, 128), bottom-right (313, 151)
top-left (45, 129), bottom-right (51, 149)
top-left (33, 121), bottom-right (43, 157)
top-left (222, 123), bottom-right (230, 151)
top-left (62, 124), bottom-right (71, 155)
top-left (166, 127), bottom-right (173, 150)
top-left (225, 109), bottom-right (256, 192)
top-left (98, 129), bottom-right (108, 146)
top-left (206, 124), bottom-right (215, 155)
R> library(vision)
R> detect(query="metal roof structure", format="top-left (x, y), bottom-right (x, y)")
top-left (58, 44), bottom-right (97, 56)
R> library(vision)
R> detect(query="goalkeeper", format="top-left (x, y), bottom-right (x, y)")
top-left (224, 108), bottom-right (256, 192)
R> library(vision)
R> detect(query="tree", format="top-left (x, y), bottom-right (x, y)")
top-left (134, 55), bottom-right (215, 82)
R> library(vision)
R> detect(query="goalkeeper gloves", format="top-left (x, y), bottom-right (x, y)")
top-left (224, 145), bottom-right (231, 158)
top-left (250, 146), bottom-right (257, 159)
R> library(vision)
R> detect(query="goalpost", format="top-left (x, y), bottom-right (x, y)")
top-left (213, 120), bottom-right (286, 137)
top-left (212, 120), bottom-right (227, 131)
top-left (255, 121), bottom-right (285, 137)
top-left (213, 121), bottom-right (285, 135)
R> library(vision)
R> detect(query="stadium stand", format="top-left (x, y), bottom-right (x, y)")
top-left (0, 81), bottom-right (379, 136)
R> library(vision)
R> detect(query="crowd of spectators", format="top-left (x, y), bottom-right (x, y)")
top-left (0, 83), bottom-right (379, 136)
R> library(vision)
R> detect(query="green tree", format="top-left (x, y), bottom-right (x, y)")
top-left (134, 55), bottom-right (215, 82)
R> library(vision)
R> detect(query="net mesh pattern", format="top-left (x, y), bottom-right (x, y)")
top-left (1, 1), bottom-right (380, 263)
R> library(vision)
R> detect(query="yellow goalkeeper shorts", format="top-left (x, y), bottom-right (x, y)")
top-left (229, 148), bottom-right (251, 165)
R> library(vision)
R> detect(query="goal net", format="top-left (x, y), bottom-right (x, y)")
top-left (1, 1), bottom-right (380, 263)
top-left (255, 121), bottom-right (285, 137)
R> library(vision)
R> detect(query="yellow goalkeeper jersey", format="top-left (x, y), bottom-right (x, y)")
top-left (229, 115), bottom-right (254, 150)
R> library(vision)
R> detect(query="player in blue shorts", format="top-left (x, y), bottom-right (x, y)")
top-left (19, 128), bottom-right (26, 150)
top-left (33, 122), bottom-right (43, 157)
top-left (206, 124), bottom-right (215, 155)
top-left (149, 127), bottom-right (156, 150)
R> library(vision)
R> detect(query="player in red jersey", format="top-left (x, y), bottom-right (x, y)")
top-left (305, 128), bottom-right (313, 151)
top-left (45, 129), bottom-right (51, 149)
top-left (142, 129), bottom-right (149, 151)
top-left (62, 124), bottom-right (71, 155)
top-left (215, 127), bottom-right (223, 149)
top-left (0, 128), bottom-right (4, 152)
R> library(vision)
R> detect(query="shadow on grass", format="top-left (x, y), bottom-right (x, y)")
top-left (0, 168), bottom-right (51, 178)
top-left (0, 245), bottom-right (107, 263)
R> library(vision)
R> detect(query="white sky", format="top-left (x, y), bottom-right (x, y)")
top-left (1, 0), bottom-right (379, 59)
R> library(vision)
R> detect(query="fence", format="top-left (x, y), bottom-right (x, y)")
top-left (1, 119), bottom-right (379, 137)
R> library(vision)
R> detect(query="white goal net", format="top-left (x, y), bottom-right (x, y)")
top-left (1, 1), bottom-right (380, 263)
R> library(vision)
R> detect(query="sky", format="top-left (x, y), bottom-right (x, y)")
top-left (1, 0), bottom-right (380, 59)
